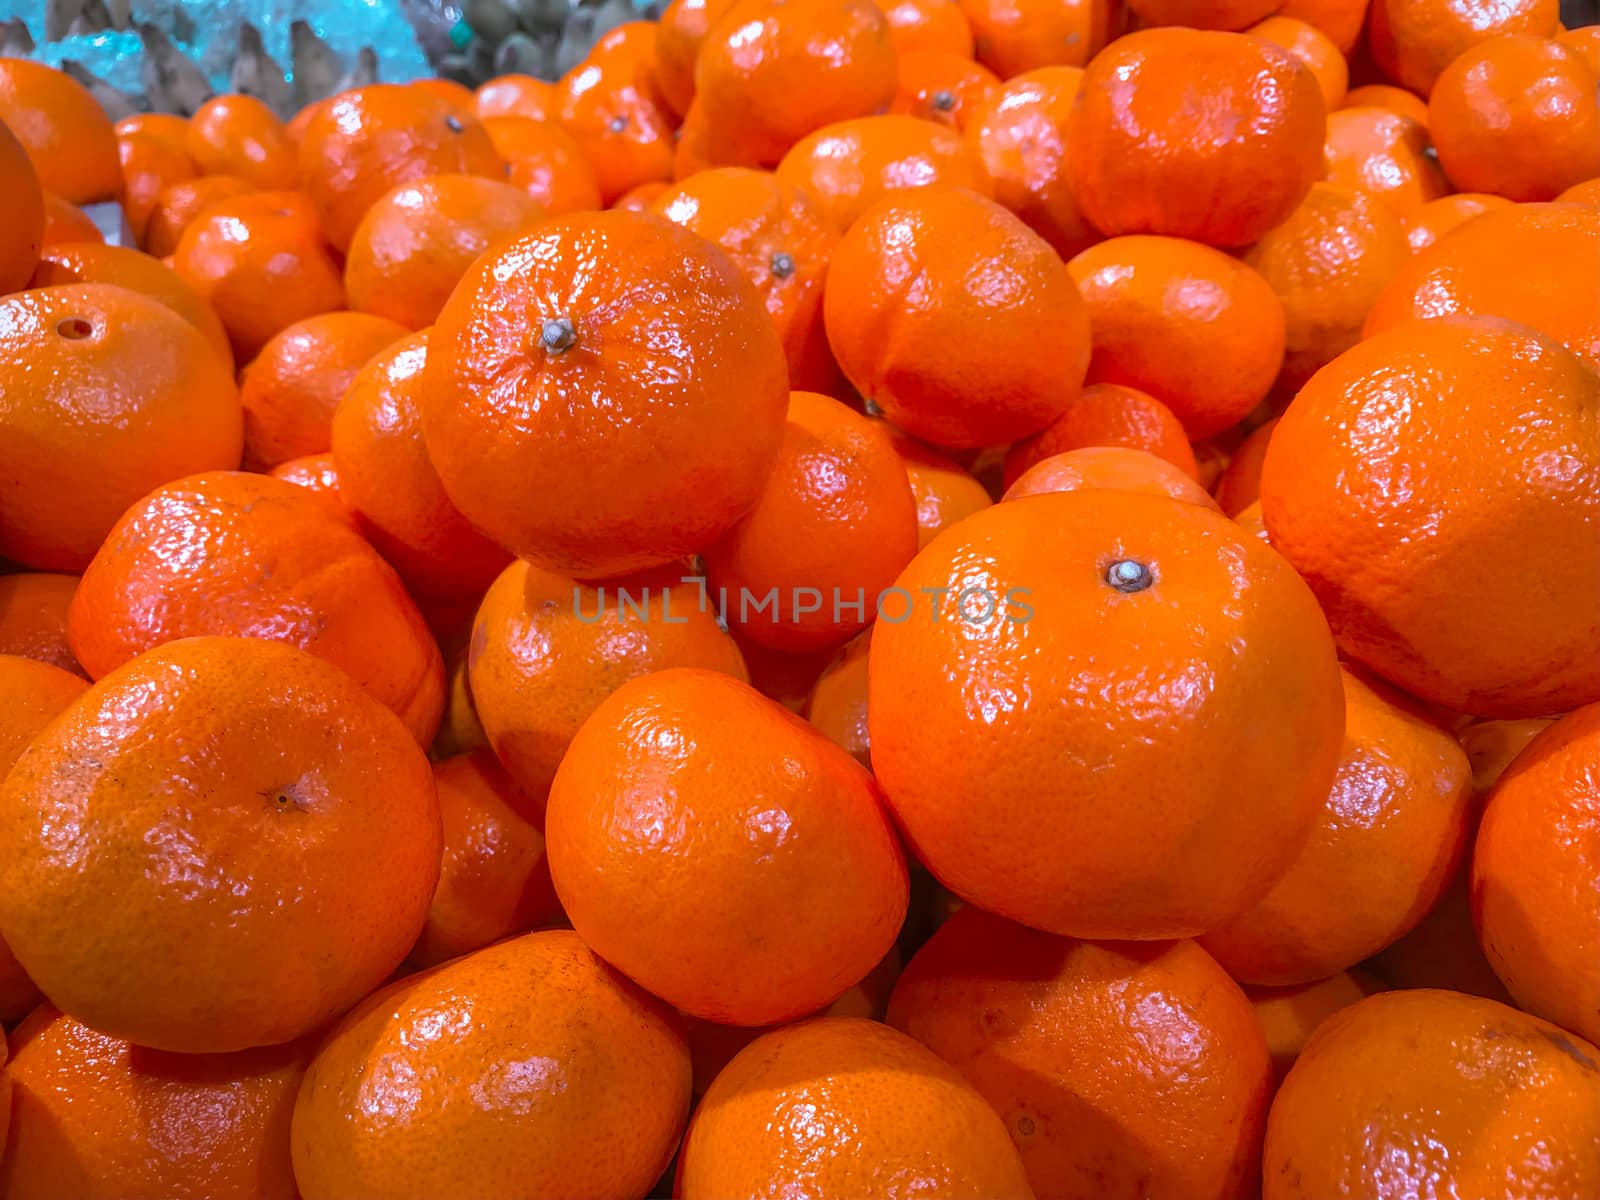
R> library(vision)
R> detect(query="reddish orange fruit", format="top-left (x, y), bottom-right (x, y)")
top-left (877, 0), bottom-right (975, 56)
top-left (890, 51), bottom-right (999, 129)
top-left (268, 452), bottom-right (350, 517)
top-left (1556, 176), bottom-right (1600, 208)
top-left (0, 575), bottom-right (84, 676)
top-left (1276, 0), bottom-right (1368, 53)
top-left (1368, 0), bottom-right (1558, 96)
top-left (1004, 446), bottom-right (1220, 507)
top-left (0, 59), bottom-right (122, 204)
top-left (1322, 107), bottom-right (1450, 219)
top-left (473, 73), bottom-right (559, 120)
top-left (0, 118), bottom-right (44, 294)
top-left (481, 114), bottom-right (603, 215)
top-left (805, 629), bottom-right (873, 766)
top-left (1004, 381), bottom-right (1199, 488)
top-left (1126, 0), bottom-right (1278, 29)
top-left (888, 429), bottom-right (993, 548)
top-left (1246, 15), bottom-right (1349, 111)
top-left (611, 180), bottom-right (669, 210)
top-left (556, 28), bottom-right (676, 202)
top-left (1212, 417), bottom-right (1277, 516)
top-left (1403, 191), bottom-right (1513, 253)
top-left (140, 173), bottom-right (256, 257)
top-left (114, 111), bottom-right (190, 152)
top-left (185, 93), bottom-right (297, 189)
top-left (116, 130), bottom-right (197, 245)
top-left (1341, 82), bottom-right (1430, 123)
top-left (38, 192), bottom-right (102, 247)
top-left (1247, 970), bottom-right (1388, 1081)
top-left (653, 0), bottom-right (738, 116)
top-left (959, 0), bottom-right (1117, 75)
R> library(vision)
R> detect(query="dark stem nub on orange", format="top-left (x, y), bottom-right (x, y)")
top-left (1106, 559), bottom-right (1153, 593)
top-left (771, 251), bottom-right (795, 279)
top-left (608, 115), bottom-right (628, 133)
top-left (445, 115), bottom-right (464, 133)
top-left (56, 317), bottom-right (93, 340)
top-left (932, 89), bottom-right (956, 112)
top-left (541, 316), bottom-right (577, 353)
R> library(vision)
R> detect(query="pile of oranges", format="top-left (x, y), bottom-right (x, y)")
top-left (0, 0), bottom-right (1598, 1194)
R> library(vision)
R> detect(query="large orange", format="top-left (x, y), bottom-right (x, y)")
top-left (422, 211), bottom-right (788, 578)
top-left (0, 636), bottom-right (439, 1052)
top-left (0, 283), bottom-right (243, 571)
top-left (185, 93), bottom-right (297, 189)
top-left (291, 930), bottom-right (691, 1200)
top-left (0, 118), bottom-right (43, 294)
top-left (1367, 0), bottom-right (1557, 96)
top-left (140, 173), bottom-right (256, 257)
top-left (958, 0), bottom-right (1116, 75)
top-left (0, 59), bottom-right (121, 204)
top-left (1261, 315), bottom-right (1600, 718)
top-left (870, 489), bottom-right (1344, 938)
top-left (1003, 381), bottom-right (1198, 488)
top-left (1322, 107), bottom-right (1450, 219)
top-left (0, 574), bottom-right (84, 676)
top-left (481, 114), bottom-right (604, 215)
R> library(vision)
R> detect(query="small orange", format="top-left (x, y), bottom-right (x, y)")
top-left (409, 77), bottom-right (479, 110)
top-left (474, 73), bottom-right (559, 120)
top-left (877, 0), bottom-right (975, 56)
top-left (140, 173), bottom-right (256, 257)
top-left (958, 0), bottom-right (1117, 76)
top-left (1066, 30), bottom-right (1326, 248)
top-left (1556, 176), bottom-right (1600, 208)
top-left (1246, 15), bottom-right (1349, 111)
top-left (1557, 23), bottom-right (1600, 72)
top-left (547, 669), bottom-right (907, 1025)
top-left (1003, 381), bottom-right (1199, 488)
top-left (1126, 0), bottom-right (1279, 29)
top-left (38, 192), bottom-right (102, 247)
top-left (113, 111), bottom-right (190, 153)
top-left (1367, 0), bottom-right (1558, 96)
top-left (679, 1016), bottom-right (1034, 1198)
top-left (1275, 0), bottom-right (1368, 53)
top-left (268, 452), bottom-right (350, 518)
top-left (611, 179), bottom-right (669, 210)
top-left (0, 636), bottom-right (440, 1052)
top-left (1322, 107), bottom-right (1450, 219)
top-left (1262, 990), bottom-right (1600, 1199)
top-left (1068, 235), bottom-right (1286, 438)
top-left (481, 114), bottom-right (603, 215)
top-left (238, 311), bottom-right (409, 469)
top-left (185, 93), bottom-right (297, 189)
top-left (1247, 970), bottom-right (1387, 1081)
top-left (0, 283), bottom-right (243, 571)
top-left (1211, 417), bottom-right (1277, 516)
top-left (1341, 81), bottom-right (1430, 122)
top-left (1473, 704), bottom-right (1600, 1044)
top-left (806, 628), bottom-right (873, 766)
top-left (0, 59), bottom-right (122, 204)
top-left (890, 51), bottom-right (999, 129)
top-left (888, 428), bottom-right (993, 547)
top-left (116, 130), bottom-right (198, 245)
top-left (0, 575), bottom-right (85, 676)
top-left (1403, 191), bottom-right (1513, 253)
top-left (432, 641), bottom-right (490, 760)
top-left (1004, 446), bottom-right (1220, 507)
top-left (653, 0), bottom-right (738, 116)
top-left (283, 99), bottom-right (324, 149)
top-left (0, 118), bottom-right (44, 294)
top-left (555, 32), bottom-right (676, 202)
top-left (890, 907), bottom-right (1272, 1200)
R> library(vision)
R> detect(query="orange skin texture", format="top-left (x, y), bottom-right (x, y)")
top-left (1246, 16), bottom-right (1348, 111)
top-left (1429, 36), bottom-right (1600, 203)
top-left (1341, 82), bottom-right (1429, 123)
top-left (889, 908), bottom-right (1272, 1200)
top-left (1242, 182), bottom-right (1409, 393)
top-left (705, 391), bottom-right (919, 652)
top-left (1066, 30), bottom-right (1325, 249)
top-left (555, 35), bottom-right (676, 203)
top-left (1068, 235), bottom-right (1286, 438)
top-left (1003, 446), bottom-right (1220, 507)
top-left (890, 51), bottom-right (1000, 130)
top-left (1557, 24), bottom-right (1600, 72)
top-left (1556, 176), bottom-right (1600, 208)
top-left (1003, 381), bottom-right (1199, 488)
top-left (1368, 0), bottom-right (1557, 97)
top-left (1212, 417), bottom-right (1277, 516)
top-left (237, 310), bottom-right (408, 469)
top-left (67, 471), bottom-right (445, 745)
top-left (1275, 0), bottom-right (1367, 53)
top-left (0, 60), bottom-right (122, 204)
top-left (1322, 108), bottom-right (1451, 221)
top-left (185, 94), bottom-right (297, 189)
top-left (1232, 499), bottom-right (1270, 543)
top-left (268, 452), bottom-right (352, 521)
top-left (30, 241), bottom-right (235, 372)
top-left (38, 191), bottom-right (102, 247)
top-left (0, 1006), bottom-right (309, 1200)
top-left (888, 428), bottom-right (993, 548)
top-left (611, 180), bottom-right (669, 210)
top-left (433, 644), bottom-right (491, 760)
top-left (0, 119), bottom-right (43, 295)
top-left (172, 190), bottom-right (346, 362)
top-left (1403, 190), bottom-right (1512, 253)
top-left (965, 66), bottom-right (1099, 260)
top-left (679, 1016), bottom-right (1035, 1198)
top-left (958, 0), bottom-right (1117, 76)
top-left (469, 559), bottom-right (748, 809)
top-left (296, 85), bottom-right (504, 252)
top-left (1262, 315), bottom-right (1600, 718)
top-left (1262, 990), bottom-right (1600, 1200)
top-left (869, 490), bottom-right (1345, 939)
top-left (481, 115), bottom-right (603, 215)
top-left (546, 669), bottom-right (908, 1025)
top-left (806, 628), bottom-right (873, 766)
top-left (422, 211), bottom-right (788, 578)
top-left (115, 111), bottom-right (191, 153)
top-left (651, 167), bottom-right (841, 390)
top-left (693, 0), bottom-right (898, 169)
top-left (345, 174), bottom-right (546, 330)
top-left (474, 74), bottom-right (559, 121)
top-left (410, 77), bottom-right (480, 110)
top-left (653, 0), bottom-right (738, 116)
top-left (0, 575), bottom-right (85, 676)
top-left (0, 283), bottom-right (244, 572)
top-left (1201, 667), bottom-right (1473, 985)
top-left (1246, 970), bottom-right (1387, 1082)
top-left (1365, 202), bottom-right (1600, 367)
top-left (291, 930), bottom-right (691, 1200)
top-left (1126, 0), bottom-right (1276, 28)
top-left (0, 637), bottom-right (440, 1053)
top-left (406, 751), bottom-right (562, 971)
top-left (826, 188), bottom-right (1090, 449)
top-left (330, 330), bottom-right (511, 603)
top-left (1473, 704), bottom-right (1600, 1044)
top-left (876, 0), bottom-right (975, 56)
top-left (116, 131), bottom-right (197, 246)
top-left (140, 173), bottom-right (255, 257)
top-left (775, 114), bottom-right (993, 234)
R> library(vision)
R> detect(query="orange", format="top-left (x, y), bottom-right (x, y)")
top-left (826, 187), bottom-right (1090, 448)
top-left (1246, 16), bottom-right (1349, 111)
top-left (0, 59), bottom-right (121, 204)
top-left (331, 330), bottom-right (511, 604)
top-left (1211, 417), bottom-right (1277, 516)
top-left (734, 632), bottom-right (837, 713)
top-left (1262, 315), bottom-right (1600, 718)
top-left (1341, 81), bottom-right (1429, 123)
top-left (296, 84), bottom-right (503, 251)
top-left (704, 391), bottom-right (919, 651)
top-left (611, 179), bottom-right (669, 210)
top-left (1429, 35), bottom-right (1600, 202)
top-left (1473, 703), bottom-right (1600, 1043)
top-left (1247, 970), bottom-right (1387, 1081)
top-left (469, 560), bottom-right (748, 807)
top-left (1322, 107), bottom-right (1450, 219)
top-left (555, 29), bottom-right (676, 202)
top-left (650, 166), bottom-right (840, 390)
top-left (68, 471), bottom-right (445, 744)
top-left (1242, 183), bottom-right (1409, 393)
top-left (38, 192), bottom-right (102, 247)
top-left (891, 51), bottom-right (1000, 129)
top-left (1403, 191), bottom-right (1512, 253)
top-left (1066, 30), bottom-right (1325, 248)
top-left (172, 190), bottom-right (346, 362)
top-left (268, 451), bottom-right (351, 517)
top-left (345, 174), bottom-right (545, 330)
top-left (1557, 23), bottom-right (1600, 72)
top-left (185, 94), bottom-right (297, 189)
top-left (1003, 446), bottom-right (1220, 507)
top-left (1003, 381), bottom-right (1199, 488)
top-left (1556, 175), bottom-right (1600, 208)
top-left (775, 114), bottom-right (993, 234)
top-left (0, 1006), bottom-right (309, 1200)
top-left (433, 640), bottom-right (490, 759)
top-left (1068, 235), bottom-right (1286, 438)
top-left (547, 668), bottom-right (907, 1025)
top-left (0, 575), bottom-right (84, 676)
top-left (473, 73), bottom-right (558, 120)
top-left (1233, 499), bottom-right (1270, 543)
top-left (114, 111), bottom-right (190, 152)
top-left (653, 0), bottom-right (737, 116)
top-left (116, 130), bottom-right (198, 245)
top-left (283, 99), bottom-right (324, 149)
top-left (406, 751), bottom-right (562, 970)
top-left (237, 311), bottom-right (408, 469)
top-left (890, 907), bottom-right (1272, 1200)
top-left (1262, 990), bottom-right (1600, 1199)
top-left (292, 930), bottom-right (690, 1200)
top-left (422, 211), bottom-right (788, 578)
top-left (0, 118), bottom-right (44, 294)
top-left (1201, 666), bottom-right (1473, 984)
top-left (870, 489), bottom-right (1344, 938)
top-left (1275, 0), bottom-right (1368, 53)
top-left (481, 114), bottom-right (603, 215)
top-left (964, 66), bottom-right (1099, 260)
top-left (140, 173), bottom-right (255, 256)
top-left (877, 0), bottom-right (975, 56)
top-left (1368, 0), bottom-right (1557, 96)
top-left (678, 1016), bottom-right (1034, 1198)
top-left (0, 283), bottom-right (243, 571)
top-left (0, 636), bottom-right (439, 1052)
top-left (958, 0), bottom-right (1117, 76)
top-left (1126, 0), bottom-right (1278, 29)
top-left (1364, 202), bottom-right (1600, 366)
top-left (410, 77), bottom-right (479, 110)
top-left (805, 628), bottom-right (873, 766)
top-left (888, 428), bottom-right (993, 548)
